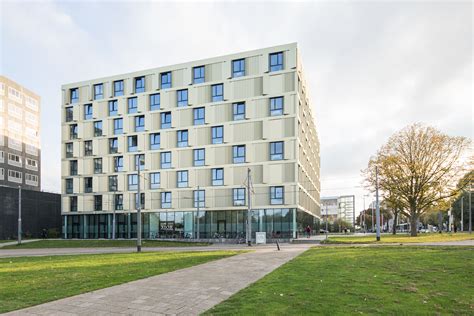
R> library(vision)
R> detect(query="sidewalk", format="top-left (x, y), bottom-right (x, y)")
top-left (5, 245), bottom-right (310, 315)
top-left (0, 239), bottom-right (39, 248)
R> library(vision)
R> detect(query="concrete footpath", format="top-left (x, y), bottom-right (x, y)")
top-left (5, 245), bottom-right (310, 316)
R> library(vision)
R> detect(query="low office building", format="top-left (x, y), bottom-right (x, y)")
top-left (61, 43), bottom-right (320, 239)
top-left (0, 76), bottom-right (41, 190)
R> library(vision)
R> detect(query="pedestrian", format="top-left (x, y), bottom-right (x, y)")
top-left (305, 225), bottom-right (311, 238)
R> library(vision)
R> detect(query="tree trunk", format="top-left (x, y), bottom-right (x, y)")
top-left (392, 210), bottom-right (398, 235)
top-left (410, 214), bottom-right (418, 237)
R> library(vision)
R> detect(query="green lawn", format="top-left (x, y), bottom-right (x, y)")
top-left (2, 239), bottom-right (211, 249)
top-left (323, 232), bottom-right (474, 244)
top-left (205, 247), bottom-right (474, 315)
top-left (0, 250), bottom-right (239, 313)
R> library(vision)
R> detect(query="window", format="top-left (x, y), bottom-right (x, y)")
top-left (211, 126), bottom-right (223, 144)
top-left (84, 140), bottom-right (93, 156)
top-left (65, 143), bottom-right (73, 158)
top-left (109, 100), bottom-right (118, 116)
top-left (193, 66), bottom-right (205, 84)
top-left (109, 138), bottom-right (118, 154)
top-left (84, 177), bottom-right (93, 193)
top-left (233, 188), bottom-right (246, 206)
top-left (128, 136), bottom-right (138, 152)
top-left (114, 194), bottom-right (123, 210)
top-left (128, 174), bottom-right (138, 191)
top-left (135, 115), bottom-right (145, 132)
top-left (70, 196), bottom-right (78, 212)
top-left (94, 195), bottom-right (102, 211)
top-left (109, 175), bottom-right (118, 192)
top-left (212, 168), bottom-right (224, 186)
top-left (269, 52), bottom-right (283, 72)
top-left (161, 192), bottom-right (171, 208)
top-left (211, 84), bottom-right (223, 102)
top-left (161, 72), bottom-right (171, 89)
top-left (232, 59), bottom-right (245, 77)
top-left (150, 93), bottom-right (160, 111)
top-left (150, 133), bottom-right (160, 150)
top-left (114, 156), bottom-right (123, 172)
top-left (94, 158), bottom-right (102, 174)
top-left (114, 118), bottom-right (123, 134)
top-left (233, 102), bottom-right (245, 121)
top-left (114, 80), bottom-right (124, 97)
top-left (135, 76), bottom-right (145, 93)
top-left (65, 178), bottom-right (73, 194)
top-left (94, 84), bottom-right (103, 100)
top-left (194, 148), bottom-right (205, 166)
top-left (177, 89), bottom-right (188, 107)
top-left (161, 111), bottom-right (171, 129)
top-left (194, 190), bottom-right (205, 208)
top-left (177, 170), bottom-right (188, 188)
top-left (128, 97), bottom-right (138, 114)
top-left (70, 124), bottom-right (78, 139)
top-left (161, 151), bottom-right (171, 169)
top-left (270, 186), bottom-right (284, 204)
top-left (270, 141), bottom-right (284, 160)
top-left (94, 121), bottom-right (103, 136)
top-left (193, 107), bottom-right (205, 125)
top-left (270, 96), bottom-right (284, 116)
top-left (84, 104), bottom-right (93, 120)
top-left (135, 193), bottom-right (145, 209)
top-left (135, 154), bottom-right (145, 171)
top-left (70, 88), bottom-right (79, 103)
top-left (150, 172), bottom-right (160, 189)
top-left (70, 160), bottom-right (78, 176)
top-left (65, 107), bottom-right (73, 122)
top-left (177, 130), bottom-right (188, 147)
top-left (233, 145), bottom-right (245, 164)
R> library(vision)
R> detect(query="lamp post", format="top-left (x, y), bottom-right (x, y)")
top-left (375, 166), bottom-right (381, 241)
top-left (18, 185), bottom-right (22, 245)
top-left (136, 155), bottom-right (144, 252)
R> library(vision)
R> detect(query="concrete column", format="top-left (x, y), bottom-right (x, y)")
top-left (292, 208), bottom-right (297, 238)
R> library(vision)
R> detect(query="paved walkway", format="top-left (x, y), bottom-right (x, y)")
top-left (0, 239), bottom-right (39, 249)
top-left (5, 245), bottom-right (310, 316)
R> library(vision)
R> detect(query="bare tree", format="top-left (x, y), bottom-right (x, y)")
top-left (363, 123), bottom-right (470, 236)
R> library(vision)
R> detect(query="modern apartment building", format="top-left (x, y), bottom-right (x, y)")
top-left (321, 195), bottom-right (356, 227)
top-left (0, 76), bottom-right (41, 191)
top-left (61, 43), bottom-right (320, 239)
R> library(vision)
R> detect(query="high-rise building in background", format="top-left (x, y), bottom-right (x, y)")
top-left (61, 43), bottom-right (320, 239)
top-left (321, 195), bottom-right (356, 227)
top-left (0, 76), bottom-right (41, 191)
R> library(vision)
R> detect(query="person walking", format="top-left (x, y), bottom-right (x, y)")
top-left (305, 225), bottom-right (311, 238)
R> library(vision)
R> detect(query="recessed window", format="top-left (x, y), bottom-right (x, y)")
top-left (114, 194), bottom-right (123, 210)
top-left (161, 72), bottom-right (172, 89)
top-left (128, 135), bottom-right (138, 152)
top-left (135, 154), bottom-right (145, 171)
top-left (94, 121), bottom-right (103, 137)
top-left (65, 178), bottom-right (73, 194)
top-left (269, 52), bottom-right (283, 72)
top-left (177, 89), bottom-right (188, 107)
top-left (94, 158), bottom-right (102, 174)
top-left (135, 193), bottom-right (145, 209)
top-left (177, 130), bottom-right (188, 147)
top-left (194, 190), bottom-right (205, 208)
top-left (70, 124), bottom-right (78, 139)
top-left (84, 177), bottom-right (93, 193)
top-left (194, 148), bottom-right (205, 166)
top-left (94, 195), bottom-right (102, 211)
top-left (114, 118), bottom-right (123, 134)
top-left (70, 88), bottom-right (79, 103)
top-left (270, 96), bottom-right (284, 116)
top-left (150, 172), bottom-right (160, 189)
top-left (161, 151), bottom-right (171, 169)
top-left (233, 102), bottom-right (245, 121)
top-left (84, 140), bottom-right (93, 156)
top-left (135, 115), bottom-right (145, 132)
top-left (177, 170), bottom-right (188, 188)
top-left (211, 84), bottom-right (223, 102)
top-left (109, 100), bottom-right (118, 116)
top-left (211, 126), bottom-right (223, 144)
top-left (128, 97), bottom-right (138, 114)
top-left (109, 175), bottom-right (118, 192)
top-left (150, 133), bottom-right (160, 150)
top-left (65, 143), bottom-right (73, 158)
top-left (70, 196), bottom-right (78, 212)
top-left (70, 160), bottom-right (78, 176)
top-left (135, 76), bottom-right (145, 93)
top-left (109, 138), bottom-right (118, 154)
top-left (270, 186), bottom-right (284, 204)
top-left (233, 188), bottom-right (246, 206)
top-left (150, 93), bottom-right (160, 111)
top-left (84, 104), bottom-right (93, 120)
top-left (65, 107), bottom-right (73, 122)
top-left (161, 192), bottom-right (172, 208)
top-left (94, 84), bottom-right (103, 100)
top-left (232, 59), bottom-right (245, 77)
top-left (193, 107), bottom-right (205, 125)
top-left (233, 145), bottom-right (245, 164)
top-left (212, 168), bottom-right (224, 186)
top-left (114, 156), bottom-right (123, 172)
top-left (270, 141), bottom-right (284, 160)
top-left (114, 80), bottom-right (124, 97)
top-left (193, 66), bottom-right (205, 84)
top-left (161, 112), bottom-right (171, 129)
top-left (128, 174), bottom-right (138, 191)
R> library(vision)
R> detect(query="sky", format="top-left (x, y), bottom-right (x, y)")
top-left (1, 0), bottom-right (472, 215)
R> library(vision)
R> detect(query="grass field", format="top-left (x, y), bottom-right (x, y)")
top-left (0, 250), bottom-right (239, 313)
top-left (323, 232), bottom-right (474, 244)
top-left (2, 239), bottom-right (211, 249)
top-left (205, 247), bottom-right (474, 315)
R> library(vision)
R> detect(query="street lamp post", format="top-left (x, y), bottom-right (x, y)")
top-left (375, 166), bottom-right (381, 241)
top-left (136, 156), bottom-right (144, 252)
top-left (325, 205), bottom-right (328, 240)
